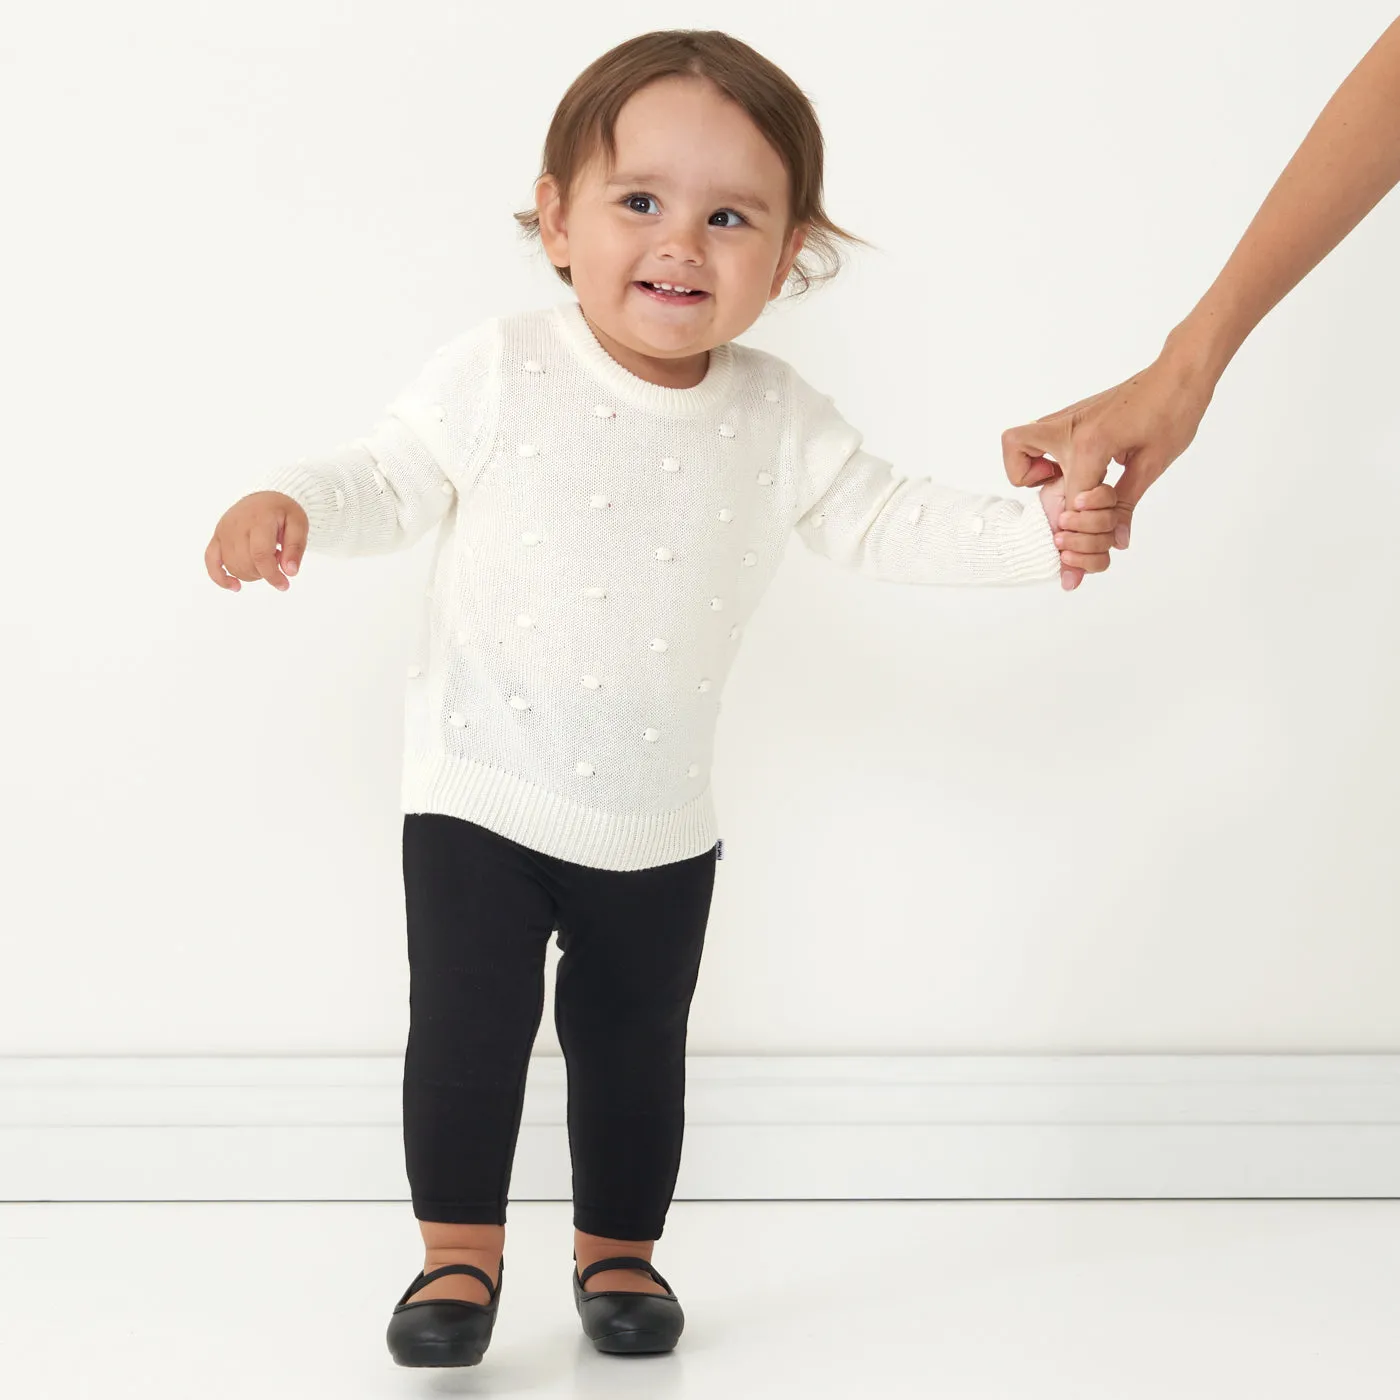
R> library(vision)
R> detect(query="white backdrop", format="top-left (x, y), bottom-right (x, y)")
top-left (5, 0), bottom-right (1400, 1059)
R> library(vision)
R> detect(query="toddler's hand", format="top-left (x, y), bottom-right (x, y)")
top-left (205, 491), bottom-right (308, 592)
top-left (1039, 479), bottom-right (1117, 586)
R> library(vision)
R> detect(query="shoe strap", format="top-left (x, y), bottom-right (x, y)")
top-left (576, 1254), bottom-right (673, 1294)
top-left (400, 1258), bottom-right (502, 1305)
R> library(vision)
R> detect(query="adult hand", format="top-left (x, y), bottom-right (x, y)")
top-left (1000, 347), bottom-right (1218, 589)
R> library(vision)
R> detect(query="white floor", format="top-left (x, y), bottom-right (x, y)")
top-left (3, 1199), bottom-right (1399, 1397)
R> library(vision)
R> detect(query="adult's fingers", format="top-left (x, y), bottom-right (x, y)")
top-left (1001, 420), bottom-right (1068, 487)
top-left (1110, 456), bottom-right (1165, 549)
top-left (1022, 460), bottom-right (1061, 486)
top-left (1114, 500), bottom-right (1135, 550)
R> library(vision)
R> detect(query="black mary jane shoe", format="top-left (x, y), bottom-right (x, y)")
top-left (385, 1258), bottom-right (503, 1368)
top-left (572, 1253), bottom-right (685, 1354)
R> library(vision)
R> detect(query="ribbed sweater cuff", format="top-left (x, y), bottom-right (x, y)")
top-left (254, 465), bottom-right (349, 553)
top-left (998, 492), bottom-right (1063, 581)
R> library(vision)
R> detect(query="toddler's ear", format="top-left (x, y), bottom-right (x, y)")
top-left (534, 174), bottom-right (571, 268)
top-left (770, 222), bottom-right (810, 297)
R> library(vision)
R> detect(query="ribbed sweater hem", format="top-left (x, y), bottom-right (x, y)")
top-left (401, 749), bottom-right (718, 871)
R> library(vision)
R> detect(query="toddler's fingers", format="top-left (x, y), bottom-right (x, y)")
top-left (1060, 548), bottom-right (1111, 574)
top-left (1053, 529), bottom-right (1113, 553)
top-left (1055, 507), bottom-right (1116, 533)
top-left (280, 507), bottom-right (308, 577)
top-left (204, 536), bottom-right (241, 591)
top-left (247, 516), bottom-right (289, 590)
top-left (1071, 484), bottom-right (1117, 511)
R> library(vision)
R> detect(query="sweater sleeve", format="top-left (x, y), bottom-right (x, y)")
top-left (249, 317), bottom-right (500, 558)
top-left (790, 381), bottom-right (1062, 587)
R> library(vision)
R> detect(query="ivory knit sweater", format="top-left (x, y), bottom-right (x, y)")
top-left (254, 299), bottom-right (1061, 871)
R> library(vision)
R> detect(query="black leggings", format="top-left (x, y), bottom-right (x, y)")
top-left (400, 812), bottom-right (717, 1241)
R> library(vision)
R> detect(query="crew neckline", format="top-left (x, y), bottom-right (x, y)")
top-left (552, 299), bottom-right (736, 417)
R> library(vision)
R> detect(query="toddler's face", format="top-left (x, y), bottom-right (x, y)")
top-left (535, 75), bottom-right (807, 387)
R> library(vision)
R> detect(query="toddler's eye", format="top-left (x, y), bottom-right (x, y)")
top-left (620, 193), bottom-right (747, 227)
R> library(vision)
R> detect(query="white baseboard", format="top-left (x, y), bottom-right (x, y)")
top-left (4, 1054), bottom-right (1400, 1201)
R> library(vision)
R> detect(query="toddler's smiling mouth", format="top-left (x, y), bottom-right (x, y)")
top-left (634, 280), bottom-right (710, 304)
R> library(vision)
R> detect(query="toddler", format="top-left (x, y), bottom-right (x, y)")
top-left (205, 28), bottom-right (1117, 1370)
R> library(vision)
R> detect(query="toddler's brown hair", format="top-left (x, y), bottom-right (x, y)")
top-left (513, 29), bottom-right (873, 299)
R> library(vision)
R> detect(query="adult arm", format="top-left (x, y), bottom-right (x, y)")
top-left (1002, 14), bottom-right (1400, 588)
